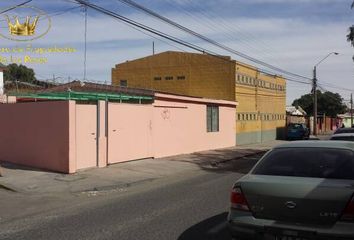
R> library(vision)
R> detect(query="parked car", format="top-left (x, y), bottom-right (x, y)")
top-left (330, 133), bottom-right (354, 142)
top-left (333, 127), bottom-right (354, 135)
top-left (286, 123), bottom-right (310, 140)
top-left (228, 141), bottom-right (354, 240)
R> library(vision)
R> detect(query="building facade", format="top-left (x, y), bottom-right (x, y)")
top-left (112, 51), bottom-right (286, 145)
top-left (0, 82), bottom-right (236, 173)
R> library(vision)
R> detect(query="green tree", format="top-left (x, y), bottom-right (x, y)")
top-left (292, 91), bottom-right (347, 117)
top-left (348, 1), bottom-right (354, 60)
top-left (3, 63), bottom-right (36, 83)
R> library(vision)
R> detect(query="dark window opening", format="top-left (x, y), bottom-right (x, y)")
top-left (207, 105), bottom-right (219, 132)
top-left (120, 80), bottom-right (127, 87)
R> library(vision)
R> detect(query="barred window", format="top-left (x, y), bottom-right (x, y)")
top-left (207, 106), bottom-right (219, 132)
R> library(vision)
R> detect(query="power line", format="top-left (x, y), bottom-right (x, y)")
top-left (72, 1), bottom-right (230, 57)
top-left (318, 82), bottom-right (354, 93)
top-left (0, 6), bottom-right (81, 29)
top-left (72, 0), bottom-right (312, 88)
top-left (0, 0), bottom-right (32, 14)
top-left (164, 0), bottom-right (283, 66)
top-left (115, 0), bottom-right (312, 82)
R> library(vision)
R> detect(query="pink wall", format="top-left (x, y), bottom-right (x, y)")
top-left (105, 94), bottom-right (236, 162)
top-left (0, 94), bottom-right (236, 173)
top-left (152, 93), bottom-right (236, 158)
top-left (108, 103), bottom-right (153, 163)
top-left (0, 101), bottom-right (71, 172)
top-left (75, 104), bottom-right (97, 170)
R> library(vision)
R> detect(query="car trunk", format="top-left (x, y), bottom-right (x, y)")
top-left (241, 175), bottom-right (354, 226)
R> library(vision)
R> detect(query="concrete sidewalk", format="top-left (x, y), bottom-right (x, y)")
top-left (0, 140), bottom-right (284, 195)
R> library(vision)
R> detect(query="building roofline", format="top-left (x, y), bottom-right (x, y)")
top-left (155, 92), bottom-right (238, 107)
top-left (114, 51), bottom-right (232, 67)
top-left (113, 51), bottom-right (284, 79)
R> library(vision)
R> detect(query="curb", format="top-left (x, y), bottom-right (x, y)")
top-left (0, 183), bottom-right (17, 192)
top-left (212, 149), bottom-right (269, 166)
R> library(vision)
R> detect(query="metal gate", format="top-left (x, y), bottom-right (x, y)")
top-left (108, 103), bottom-right (153, 164)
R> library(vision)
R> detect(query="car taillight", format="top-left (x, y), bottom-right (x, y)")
top-left (230, 187), bottom-right (250, 211)
top-left (341, 195), bottom-right (354, 221)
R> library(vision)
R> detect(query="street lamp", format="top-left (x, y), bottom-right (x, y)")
top-left (313, 52), bottom-right (339, 135)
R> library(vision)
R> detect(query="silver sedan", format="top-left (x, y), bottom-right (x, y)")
top-left (228, 141), bottom-right (354, 240)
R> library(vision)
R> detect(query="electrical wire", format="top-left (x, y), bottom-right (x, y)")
top-left (119, 0), bottom-right (352, 93)
top-left (318, 82), bottom-right (354, 93)
top-left (115, 0), bottom-right (312, 82)
top-left (164, 0), bottom-right (283, 66)
top-left (72, 0), bottom-right (313, 87)
top-left (0, 5), bottom-right (81, 29)
top-left (0, 0), bottom-right (32, 14)
top-left (317, 84), bottom-right (349, 108)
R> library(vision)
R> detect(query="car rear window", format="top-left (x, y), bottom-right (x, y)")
top-left (253, 148), bottom-right (354, 180)
top-left (330, 136), bottom-right (354, 141)
top-left (334, 128), bottom-right (354, 134)
top-left (289, 124), bottom-right (303, 129)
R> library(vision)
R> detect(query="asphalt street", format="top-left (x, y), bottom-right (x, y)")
top-left (0, 154), bottom-right (262, 240)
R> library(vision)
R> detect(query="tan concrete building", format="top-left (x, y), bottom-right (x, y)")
top-left (112, 51), bottom-right (286, 144)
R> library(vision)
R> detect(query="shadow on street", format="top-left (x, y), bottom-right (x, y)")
top-left (177, 212), bottom-right (232, 240)
top-left (199, 153), bottom-right (264, 174)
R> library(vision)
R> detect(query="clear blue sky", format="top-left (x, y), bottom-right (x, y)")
top-left (0, 0), bottom-right (353, 104)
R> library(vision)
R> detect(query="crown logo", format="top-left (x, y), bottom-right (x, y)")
top-left (5, 15), bottom-right (39, 36)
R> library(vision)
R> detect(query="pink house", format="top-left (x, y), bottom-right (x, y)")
top-left (0, 86), bottom-right (237, 173)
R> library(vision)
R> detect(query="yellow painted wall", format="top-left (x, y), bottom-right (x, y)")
top-left (235, 62), bottom-right (286, 135)
top-left (112, 51), bottom-right (235, 101)
top-left (112, 51), bottom-right (286, 140)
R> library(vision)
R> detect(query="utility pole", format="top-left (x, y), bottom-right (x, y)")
top-left (152, 41), bottom-right (155, 55)
top-left (313, 66), bottom-right (317, 135)
top-left (312, 52), bottom-right (339, 135)
top-left (84, 5), bottom-right (88, 81)
top-left (351, 93), bottom-right (353, 127)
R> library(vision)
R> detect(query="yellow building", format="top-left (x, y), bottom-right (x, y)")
top-left (112, 51), bottom-right (286, 144)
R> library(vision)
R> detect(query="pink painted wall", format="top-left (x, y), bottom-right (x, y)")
top-left (0, 101), bottom-right (71, 173)
top-left (108, 103), bottom-right (153, 163)
top-left (152, 93), bottom-right (236, 158)
top-left (97, 101), bottom-right (107, 168)
top-left (0, 94), bottom-right (236, 173)
top-left (75, 104), bottom-right (97, 170)
top-left (106, 94), bottom-right (235, 163)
